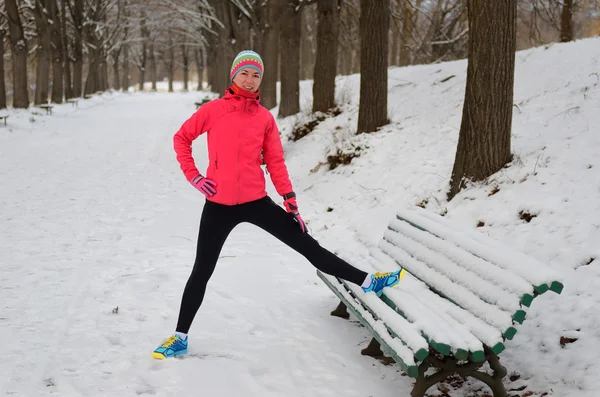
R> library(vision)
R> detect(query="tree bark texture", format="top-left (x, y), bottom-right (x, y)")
top-left (279, 0), bottom-right (302, 117)
top-left (312, 0), bottom-right (340, 113)
top-left (49, 0), bottom-right (64, 103)
top-left (357, 0), bottom-right (389, 134)
top-left (71, 0), bottom-right (84, 97)
top-left (195, 47), bottom-right (204, 91)
top-left (448, 0), bottom-right (516, 201)
top-left (259, 0), bottom-right (280, 109)
top-left (122, 36), bottom-right (130, 90)
top-left (139, 13), bottom-right (149, 91)
top-left (149, 42), bottom-right (157, 91)
top-left (399, 0), bottom-right (413, 66)
top-left (34, 0), bottom-right (52, 105)
top-left (182, 44), bottom-right (189, 91)
top-left (6, 0), bottom-right (30, 107)
top-left (113, 48), bottom-right (122, 90)
top-left (301, 4), bottom-right (317, 80)
top-left (0, 26), bottom-right (6, 109)
top-left (167, 38), bottom-right (175, 93)
top-left (62, 0), bottom-right (73, 100)
top-left (560, 0), bottom-right (574, 42)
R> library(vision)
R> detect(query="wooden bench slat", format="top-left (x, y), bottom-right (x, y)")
top-left (317, 272), bottom-right (420, 378)
top-left (388, 217), bottom-right (535, 304)
top-left (397, 208), bottom-right (563, 293)
top-left (342, 280), bottom-right (431, 358)
top-left (368, 248), bottom-right (506, 355)
top-left (386, 222), bottom-right (522, 314)
top-left (370, 248), bottom-right (508, 354)
top-left (359, 254), bottom-right (483, 359)
top-left (379, 238), bottom-right (514, 332)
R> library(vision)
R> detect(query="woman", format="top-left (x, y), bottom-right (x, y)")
top-left (152, 50), bottom-right (405, 359)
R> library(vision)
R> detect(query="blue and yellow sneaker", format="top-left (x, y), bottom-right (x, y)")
top-left (362, 269), bottom-right (407, 297)
top-left (152, 335), bottom-right (188, 359)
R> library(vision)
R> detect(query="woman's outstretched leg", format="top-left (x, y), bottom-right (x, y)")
top-left (244, 197), bottom-right (368, 286)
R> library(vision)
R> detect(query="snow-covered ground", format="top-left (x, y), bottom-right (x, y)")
top-left (1, 37), bottom-right (599, 396)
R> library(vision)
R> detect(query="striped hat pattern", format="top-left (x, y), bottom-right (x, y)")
top-left (230, 50), bottom-right (264, 81)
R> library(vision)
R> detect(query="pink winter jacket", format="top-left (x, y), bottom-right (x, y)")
top-left (173, 86), bottom-right (294, 206)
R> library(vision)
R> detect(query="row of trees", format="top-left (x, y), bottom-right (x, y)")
top-left (1, 1), bottom-right (598, 110)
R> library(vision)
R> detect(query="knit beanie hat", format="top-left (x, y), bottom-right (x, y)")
top-left (230, 50), bottom-right (264, 81)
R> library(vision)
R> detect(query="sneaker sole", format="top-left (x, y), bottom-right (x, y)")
top-left (152, 349), bottom-right (188, 360)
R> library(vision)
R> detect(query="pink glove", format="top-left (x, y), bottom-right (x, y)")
top-left (191, 175), bottom-right (217, 197)
top-left (283, 192), bottom-right (307, 233)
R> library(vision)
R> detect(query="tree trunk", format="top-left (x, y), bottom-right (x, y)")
top-left (0, 26), bottom-right (6, 109)
top-left (357, 0), bottom-right (389, 134)
top-left (149, 42), bottom-right (157, 91)
top-left (389, 0), bottom-right (400, 66)
top-left (62, 0), bottom-right (73, 100)
top-left (113, 47), bottom-right (121, 90)
top-left (139, 13), bottom-right (148, 91)
top-left (195, 47), bottom-right (204, 91)
top-left (139, 42), bottom-right (147, 91)
top-left (279, 0), bottom-right (302, 117)
top-left (206, 35), bottom-right (218, 93)
top-left (72, 0), bottom-right (84, 97)
top-left (5, 0), bottom-right (28, 108)
top-left (34, 0), bottom-right (52, 105)
top-left (560, 0), bottom-right (574, 42)
top-left (312, 0), bottom-right (340, 113)
top-left (99, 53), bottom-right (108, 91)
top-left (122, 40), bottom-right (130, 91)
top-left (301, 4), bottom-right (317, 80)
top-left (399, 0), bottom-right (413, 66)
top-left (448, 1), bottom-right (516, 201)
top-left (216, 2), bottom-right (234, 95)
top-left (260, 0), bottom-right (280, 109)
top-left (167, 39), bottom-right (175, 92)
top-left (182, 44), bottom-right (189, 91)
top-left (84, 49), bottom-right (100, 96)
top-left (49, 0), bottom-right (63, 104)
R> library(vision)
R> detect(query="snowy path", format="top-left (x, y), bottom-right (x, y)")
top-left (0, 93), bottom-right (406, 397)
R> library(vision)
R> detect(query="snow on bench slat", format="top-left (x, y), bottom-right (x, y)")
top-left (378, 238), bottom-right (513, 332)
top-left (397, 208), bottom-right (561, 288)
top-left (320, 273), bottom-right (422, 367)
top-left (362, 254), bottom-right (477, 355)
top-left (385, 223), bottom-right (521, 314)
top-left (344, 281), bottom-right (430, 355)
top-left (388, 218), bottom-right (533, 296)
top-left (369, 247), bottom-right (504, 351)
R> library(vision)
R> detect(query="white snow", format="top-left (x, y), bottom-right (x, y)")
top-left (2, 36), bottom-right (600, 397)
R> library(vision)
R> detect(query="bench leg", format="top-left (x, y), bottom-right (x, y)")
top-left (410, 347), bottom-right (507, 397)
top-left (330, 301), bottom-right (350, 319)
top-left (361, 337), bottom-right (384, 357)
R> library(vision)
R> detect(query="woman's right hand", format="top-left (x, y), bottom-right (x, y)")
top-left (191, 175), bottom-right (217, 197)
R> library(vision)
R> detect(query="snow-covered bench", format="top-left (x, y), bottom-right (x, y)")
top-left (317, 207), bottom-right (563, 397)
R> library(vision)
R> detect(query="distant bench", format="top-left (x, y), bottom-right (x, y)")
top-left (318, 207), bottom-right (563, 397)
top-left (194, 97), bottom-right (211, 109)
top-left (38, 104), bottom-right (54, 115)
top-left (0, 115), bottom-right (8, 125)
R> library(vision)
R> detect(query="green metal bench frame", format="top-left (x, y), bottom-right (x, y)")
top-left (317, 211), bottom-right (563, 397)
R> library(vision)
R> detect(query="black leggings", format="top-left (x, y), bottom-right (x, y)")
top-left (175, 196), bottom-right (368, 333)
